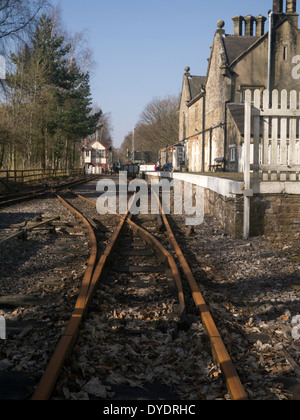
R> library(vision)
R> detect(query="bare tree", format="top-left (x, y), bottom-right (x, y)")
top-left (50, 4), bottom-right (95, 75)
top-left (136, 94), bottom-right (180, 152)
top-left (119, 131), bottom-right (134, 162)
top-left (97, 112), bottom-right (113, 148)
top-left (0, 0), bottom-right (48, 45)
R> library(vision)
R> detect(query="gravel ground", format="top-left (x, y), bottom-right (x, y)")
top-left (1, 178), bottom-right (300, 400)
top-left (167, 212), bottom-right (300, 400)
top-left (52, 181), bottom-right (228, 401)
top-left (0, 195), bottom-right (89, 397)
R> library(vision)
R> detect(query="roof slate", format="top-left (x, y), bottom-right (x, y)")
top-left (188, 75), bottom-right (206, 100)
top-left (223, 35), bottom-right (260, 65)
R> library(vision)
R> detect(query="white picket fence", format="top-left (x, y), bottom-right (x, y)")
top-left (243, 89), bottom-right (300, 238)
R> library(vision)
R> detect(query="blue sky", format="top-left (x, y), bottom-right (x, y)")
top-left (59, 0), bottom-right (275, 147)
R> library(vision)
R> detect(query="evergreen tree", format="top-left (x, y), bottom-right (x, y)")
top-left (2, 13), bottom-right (101, 170)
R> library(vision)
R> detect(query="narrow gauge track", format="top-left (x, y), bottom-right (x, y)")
top-left (152, 189), bottom-right (247, 401)
top-left (0, 177), bottom-right (108, 400)
top-left (32, 189), bottom-right (186, 400)
top-left (0, 175), bottom-right (99, 208)
top-left (32, 181), bottom-right (247, 401)
top-left (0, 187), bottom-right (94, 400)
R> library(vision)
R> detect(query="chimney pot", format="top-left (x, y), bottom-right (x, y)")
top-left (244, 15), bottom-right (255, 36)
top-left (286, 0), bottom-right (297, 13)
top-left (232, 15), bottom-right (244, 35)
top-left (273, 0), bottom-right (283, 13)
top-left (255, 15), bottom-right (267, 36)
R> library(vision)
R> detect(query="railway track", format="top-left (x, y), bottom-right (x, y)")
top-left (0, 175), bottom-right (99, 208)
top-left (0, 190), bottom-right (92, 400)
top-left (0, 176), bottom-right (247, 400)
top-left (30, 178), bottom-right (247, 401)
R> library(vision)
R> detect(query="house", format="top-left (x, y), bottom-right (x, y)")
top-left (158, 142), bottom-right (185, 171)
top-left (80, 137), bottom-right (109, 174)
top-left (179, 0), bottom-right (300, 173)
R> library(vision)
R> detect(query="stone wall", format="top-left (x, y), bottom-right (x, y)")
top-left (145, 172), bottom-right (300, 238)
top-left (204, 192), bottom-right (300, 237)
top-left (251, 194), bottom-right (300, 236)
top-left (204, 189), bottom-right (244, 237)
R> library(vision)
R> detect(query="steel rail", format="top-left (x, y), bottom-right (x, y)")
top-left (74, 193), bottom-right (186, 317)
top-left (32, 190), bottom-right (132, 400)
top-left (0, 191), bottom-right (48, 207)
top-left (32, 193), bottom-right (98, 400)
top-left (0, 216), bottom-right (60, 245)
top-left (152, 188), bottom-right (248, 401)
top-left (0, 175), bottom-right (99, 207)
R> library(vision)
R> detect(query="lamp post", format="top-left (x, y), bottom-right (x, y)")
top-left (132, 128), bottom-right (135, 162)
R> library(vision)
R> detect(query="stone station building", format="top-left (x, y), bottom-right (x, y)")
top-left (146, 1), bottom-right (300, 238)
top-left (179, 0), bottom-right (300, 174)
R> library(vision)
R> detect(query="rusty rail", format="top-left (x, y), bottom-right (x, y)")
top-left (32, 184), bottom-right (246, 400)
top-left (0, 216), bottom-right (60, 245)
top-left (0, 175), bottom-right (99, 207)
top-left (76, 193), bottom-right (185, 317)
top-left (76, 189), bottom-right (247, 400)
top-left (32, 190), bottom-right (187, 400)
top-left (152, 188), bottom-right (248, 401)
top-left (31, 193), bottom-right (98, 400)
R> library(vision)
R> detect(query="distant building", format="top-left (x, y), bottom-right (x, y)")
top-left (80, 137), bottom-right (109, 174)
top-left (159, 143), bottom-right (185, 171)
top-left (179, 0), bottom-right (300, 172)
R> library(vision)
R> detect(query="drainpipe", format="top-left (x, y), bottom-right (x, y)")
top-left (209, 127), bottom-right (213, 170)
top-left (201, 87), bottom-right (206, 172)
top-left (224, 100), bottom-right (231, 172)
top-left (268, 11), bottom-right (273, 96)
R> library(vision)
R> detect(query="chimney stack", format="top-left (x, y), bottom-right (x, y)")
top-left (232, 15), bottom-right (244, 35)
top-left (244, 15), bottom-right (255, 36)
top-left (286, 0), bottom-right (297, 13)
top-left (273, 0), bottom-right (283, 13)
top-left (255, 15), bottom-right (267, 36)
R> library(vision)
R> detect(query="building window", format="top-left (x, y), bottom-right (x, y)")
top-left (178, 147), bottom-right (184, 163)
top-left (283, 45), bottom-right (288, 61)
top-left (86, 150), bottom-right (90, 157)
top-left (229, 146), bottom-right (236, 162)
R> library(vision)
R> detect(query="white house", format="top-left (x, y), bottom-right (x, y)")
top-left (80, 137), bottom-right (109, 174)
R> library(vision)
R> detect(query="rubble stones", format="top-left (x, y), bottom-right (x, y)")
top-left (0, 197), bottom-right (89, 396)
top-left (169, 212), bottom-right (300, 400)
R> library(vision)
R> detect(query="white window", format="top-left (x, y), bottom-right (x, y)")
top-left (178, 147), bottom-right (184, 163)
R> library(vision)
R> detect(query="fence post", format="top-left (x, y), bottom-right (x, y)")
top-left (253, 90), bottom-right (260, 181)
top-left (244, 90), bottom-right (252, 240)
top-left (0, 316), bottom-right (6, 340)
